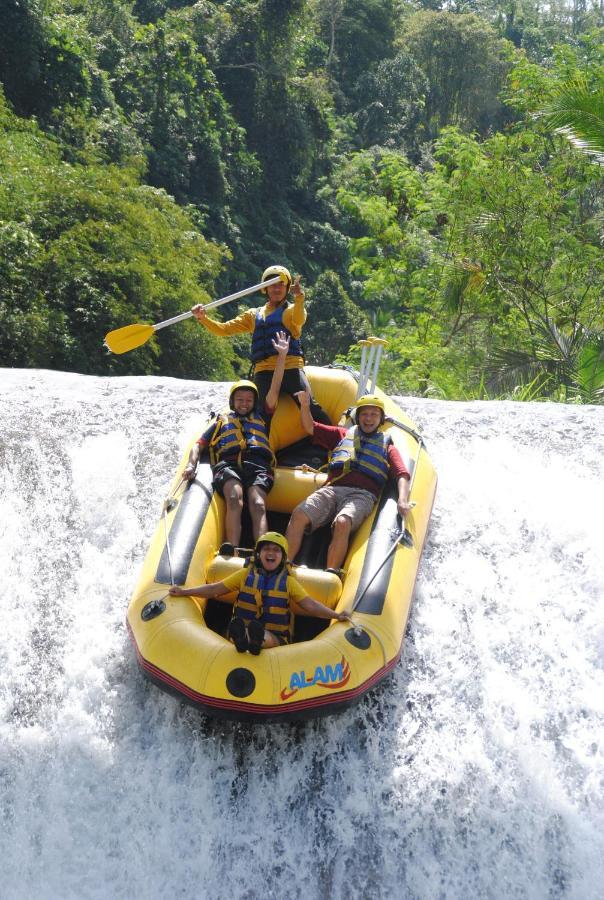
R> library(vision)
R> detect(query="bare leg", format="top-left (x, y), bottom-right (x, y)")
top-left (222, 478), bottom-right (244, 547)
top-left (286, 506), bottom-right (312, 563)
top-left (326, 514), bottom-right (353, 570)
top-left (247, 485), bottom-right (268, 541)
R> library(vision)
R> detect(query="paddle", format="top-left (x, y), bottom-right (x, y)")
top-left (103, 275), bottom-right (282, 354)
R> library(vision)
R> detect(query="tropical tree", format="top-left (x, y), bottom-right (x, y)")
top-left (538, 78), bottom-right (604, 162)
top-left (396, 11), bottom-right (515, 136)
top-left (329, 118), bottom-right (604, 397)
top-left (0, 0), bottom-right (91, 121)
top-left (311, 0), bottom-right (397, 100)
top-left (352, 51), bottom-right (428, 152)
top-left (488, 321), bottom-right (604, 403)
top-left (304, 270), bottom-right (371, 364)
top-left (0, 90), bottom-right (234, 377)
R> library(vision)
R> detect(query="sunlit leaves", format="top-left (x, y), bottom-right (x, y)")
top-left (539, 79), bottom-right (604, 163)
top-left (331, 110), bottom-right (603, 399)
top-left (488, 322), bottom-right (604, 403)
top-left (0, 91), bottom-right (232, 377)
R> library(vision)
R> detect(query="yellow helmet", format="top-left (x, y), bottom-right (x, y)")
top-left (354, 394), bottom-right (385, 422)
top-left (261, 265), bottom-right (292, 293)
top-left (229, 379), bottom-right (258, 410)
top-left (255, 531), bottom-right (289, 558)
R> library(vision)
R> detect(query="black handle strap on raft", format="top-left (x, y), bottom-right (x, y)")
top-left (339, 406), bottom-right (426, 449)
top-left (326, 363), bottom-right (358, 376)
top-left (141, 597), bottom-right (167, 621)
top-left (384, 415), bottom-right (425, 447)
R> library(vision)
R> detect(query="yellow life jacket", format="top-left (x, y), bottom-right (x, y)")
top-left (234, 565), bottom-right (292, 642)
top-left (209, 412), bottom-right (275, 467)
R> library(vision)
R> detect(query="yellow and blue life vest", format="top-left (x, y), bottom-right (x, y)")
top-left (209, 412), bottom-right (275, 466)
top-left (234, 565), bottom-right (292, 642)
top-left (328, 426), bottom-right (391, 487)
top-left (251, 304), bottom-right (303, 363)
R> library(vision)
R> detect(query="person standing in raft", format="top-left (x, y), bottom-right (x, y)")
top-left (182, 332), bottom-right (290, 556)
top-left (191, 264), bottom-right (330, 425)
top-left (169, 532), bottom-right (348, 654)
top-left (285, 392), bottom-right (413, 577)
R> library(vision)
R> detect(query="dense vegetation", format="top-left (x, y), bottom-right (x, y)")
top-left (1, 0), bottom-right (603, 399)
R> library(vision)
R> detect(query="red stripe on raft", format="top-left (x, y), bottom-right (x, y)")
top-left (126, 620), bottom-right (400, 715)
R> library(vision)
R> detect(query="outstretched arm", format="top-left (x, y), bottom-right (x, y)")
top-left (293, 595), bottom-right (348, 621)
top-left (169, 581), bottom-right (231, 599)
top-left (191, 305), bottom-right (256, 336)
top-left (293, 389), bottom-right (315, 435)
top-left (265, 330), bottom-right (290, 413)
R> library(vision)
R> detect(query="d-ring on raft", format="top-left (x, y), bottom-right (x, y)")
top-left (126, 364), bottom-right (437, 721)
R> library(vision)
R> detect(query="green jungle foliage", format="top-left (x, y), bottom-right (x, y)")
top-left (0, 0), bottom-right (603, 400)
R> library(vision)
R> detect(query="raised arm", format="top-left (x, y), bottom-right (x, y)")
top-left (289, 275), bottom-right (306, 330)
top-left (191, 305), bottom-right (256, 336)
top-left (293, 389), bottom-right (315, 435)
top-left (265, 330), bottom-right (290, 412)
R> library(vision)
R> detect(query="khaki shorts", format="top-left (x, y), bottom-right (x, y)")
top-left (296, 485), bottom-right (376, 534)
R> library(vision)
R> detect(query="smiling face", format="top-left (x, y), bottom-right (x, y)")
top-left (258, 542), bottom-right (285, 571)
top-left (231, 388), bottom-right (256, 416)
top-left (357, 405), bottom-right (382, 433)
top-left (265, 279), bottom-right (288, 308)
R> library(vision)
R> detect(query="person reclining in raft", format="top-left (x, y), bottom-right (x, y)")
top-left (169, 532), bottom-right (348, 653)
top-left (191, 264), bottom-right (330, 425)
top-left (285, 391), bottom-right (413, 577)
top-left (182, 332), bottom-right (290, 556)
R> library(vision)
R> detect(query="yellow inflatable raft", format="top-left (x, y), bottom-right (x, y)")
top-left (126, 366), bottom-right (437, 720)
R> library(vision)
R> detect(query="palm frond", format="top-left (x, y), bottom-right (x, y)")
top-left (538, 79), bottom-right (604, 162)
top-left (440, 258), bottom-right (485, 312)
top-left (485, 321), bottom-right (604, 403)
top-left (571, 335), bottom-right (604, 403)
top-left (485, 346), bottom-right (550, 394)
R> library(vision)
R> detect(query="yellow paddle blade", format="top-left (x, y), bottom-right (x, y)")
top-left (104, 323), bottom-right (155, 354)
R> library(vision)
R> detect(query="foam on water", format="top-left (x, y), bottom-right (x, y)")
top-left (1, 371), bottom-right (603, 899)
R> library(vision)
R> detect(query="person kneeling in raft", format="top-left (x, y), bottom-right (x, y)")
top-left (182, 331), bottom-right (290, 556)
top-left (286, 392), bottom-right (414, 577)
top-left (191, 264), bottom-right (330, 425)
top-left (169, 532), bottom-right (348, 654)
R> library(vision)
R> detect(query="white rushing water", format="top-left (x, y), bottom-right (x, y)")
top-left (1, 368), bottom-right (603, 900)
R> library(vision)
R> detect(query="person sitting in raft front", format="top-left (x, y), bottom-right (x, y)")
top-left (285, 392), bottom-right (413, 577)
top-left (169, 532), bottom-right (348, 654)
top-left (191, 264), bottom-right (330, 425)
top-left (182, 332), bottom-right (290, 556)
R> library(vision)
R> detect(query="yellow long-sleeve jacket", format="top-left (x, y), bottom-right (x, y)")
top-left (198, 295), bottom-right (307, 372)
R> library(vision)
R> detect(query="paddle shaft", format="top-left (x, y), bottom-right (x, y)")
top-left (151, 276), bottom-right (282, 333)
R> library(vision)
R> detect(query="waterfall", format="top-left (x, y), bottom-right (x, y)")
top-left (1, 368), bottom-right (602, 900)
